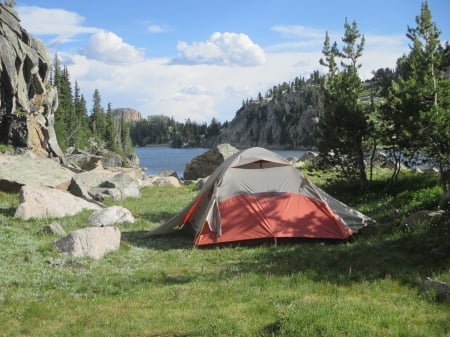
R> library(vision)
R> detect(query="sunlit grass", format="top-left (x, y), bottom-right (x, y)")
top-left (0, 170), bottom-right (449, 336)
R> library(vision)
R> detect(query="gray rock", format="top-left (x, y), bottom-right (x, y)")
top-left (42, 222), bottom-right (66, 236)
top-left (142, 176), bottom-right (181, 187)
top-left (400, 210), bottom-right (446, 230)
top-left (14, 185), bottom-right (102, 220)
top-left (157, 170), bottom-right (179, 179)
top-left (300, 151), bottom-right (319, 162)
top-left (69, 169), bottom-right (140, 201)
top-left (183, 143), bottom-right (239, 180)
top-left (95, 149), bottom-right (123, 168)
top-left (0, 153), bottom-right (75, 192)
top-left (60, 153), bottom-right (104, 172)
top-left (89, 186), bottom-right (123, 201)
top-left (69, 169), bottom-right (116, 199)
top-left (0, 4), bottom-right (61, 156)
top-left (88, 206), bottom-right (135, 227)
top-left (53, 226), bottom-right (121, 260)
top-left (424, 277), bottom-right (450, 302)
top-left (102, 172), bottom-right (140, 199)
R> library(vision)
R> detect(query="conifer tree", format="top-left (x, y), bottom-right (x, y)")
top-left (73, 81), bottom-right (90, 148)
top-left (318, 19), bottom-right (369, 189)
top-left (53, 56), bottom-right (73, 150)
top-left (90, 89), bottom-right (106, 144)
top-left (61, 66), bottom-right (77, 147)
top-left (105, 103), bottom-right (121, 153)
top-left (391, 1), bottom-right (450, 191)
top-left (119, 111), bottom-right (133, 156)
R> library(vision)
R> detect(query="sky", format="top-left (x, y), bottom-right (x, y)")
top-left (15, 0), bottom-right (450, 123)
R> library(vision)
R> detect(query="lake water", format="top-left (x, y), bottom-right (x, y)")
top-left (135, 147), bottom-right (306, 178)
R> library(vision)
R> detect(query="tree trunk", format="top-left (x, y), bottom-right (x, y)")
top-left (355, 136), bottom-right (369, 191)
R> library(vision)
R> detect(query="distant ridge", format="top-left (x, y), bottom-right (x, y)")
top-left (113, 108), bottom-right (142, 123)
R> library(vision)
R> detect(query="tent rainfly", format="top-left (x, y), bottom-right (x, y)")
top-left (148, 147), bottom-right (373, 247)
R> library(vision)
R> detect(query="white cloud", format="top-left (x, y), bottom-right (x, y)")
top-left (147, 24), bottom-right (171, 33)
top-left (170, 32), bottom-right (266, 66)
top-left (65, 39), bottom-right (405, 123)
top-left (147, 24), bottom-right (164, 33)
top-left (271, 25), bottom-right (325, 39)
top-left (269, 24), bottom-right (407, 80)
top-left (17, 6), bottom-right (408, 124)
top-left (267, 25), bottom-right (325, 52)
top-left (82, 31), bottom-right (145, 64)
top-left (17, 6), bottom-right (99, 46)
top-left (179, 85), bottom-right (209, 96)
top-left (359, 35), bottom-right (407, 78)
top-left (64, 50), bottom-right (322, 123)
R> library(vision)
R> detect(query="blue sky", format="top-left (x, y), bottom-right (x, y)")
top-left (15, 0), bottom-right (450, 123)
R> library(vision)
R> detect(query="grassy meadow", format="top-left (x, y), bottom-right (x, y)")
top-left (0, 168), bottom-right (449, 336)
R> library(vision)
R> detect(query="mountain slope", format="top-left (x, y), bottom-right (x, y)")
top-left (214, 83), bottom-right (322, 149)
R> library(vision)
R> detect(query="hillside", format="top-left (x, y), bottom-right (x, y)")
top-left (214, 93), bottom-right (319, 149)
top-left (212, 76), bottom-right (323, 149)
top-left (211, 76), bottom-right (383, 150)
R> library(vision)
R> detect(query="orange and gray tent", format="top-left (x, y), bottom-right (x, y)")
top-left (148, 147), bottom-right (372, 246)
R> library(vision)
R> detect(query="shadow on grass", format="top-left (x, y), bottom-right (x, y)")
top-left (122, 172), bottom-right (449, 291)
top-left (232, 222), bottom-right (450, 288)
top-left (139, 210), bottom-right (180, 224)
top-left (122, 220), bottom-right (450, 290)
top-left (0, 207), bottom-right (16, 217)
top-left (122, 230), bottom-right (193, 250)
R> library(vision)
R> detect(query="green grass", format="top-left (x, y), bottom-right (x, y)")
top-left (0, 170), bottom-right (449, 337)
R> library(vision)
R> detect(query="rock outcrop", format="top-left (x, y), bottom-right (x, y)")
top-left (213, 90), bottom-right (319, 149)
top-left (113, 108), bottom-right (142, 123)
top-left (69, 168), bottom-right (141, 201)
top-left (0, 152), bottom-right (75, 192)
top-left (183, 143), bottom-right (239, 180)
top-left (0, 4), bottom-right (62, 157)
top-left (141, 175), bottom-right (181, 187)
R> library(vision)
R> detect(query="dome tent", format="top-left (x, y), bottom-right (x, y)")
top-left (148, 147), bottom-right (372, 246)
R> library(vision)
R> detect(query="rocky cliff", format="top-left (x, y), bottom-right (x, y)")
top-left (213, 86), bottom-right (322, 149)
top-left (0, 4), bottom-right (62, 157)
top-left (113, 108), bottom-right (142, 123)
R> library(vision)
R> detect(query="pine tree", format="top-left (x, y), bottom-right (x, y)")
top-left (398, 1), bottom-right (450, 191)
top-left (61, 66), bottom-right (77, 147)
top-left (105, 103), bottom-right (121, 153)
top-left (73, 81), bottom-right (90, 148)
top-left (318, 19), bottom-right (369, 189)
top-left (90, 89), bottom-right (106, 145)
top-left (206, 117), bottom-right (221, 138)
top-left (52, 56), bottom-right (74, 150)
top-left (119, 112), bottom-right (133, 156)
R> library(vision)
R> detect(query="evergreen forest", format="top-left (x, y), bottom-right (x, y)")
top-left (51, 55), bottom-right (134, 159)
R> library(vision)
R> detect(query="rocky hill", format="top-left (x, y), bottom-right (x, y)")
top-left (113, 108), bottom-right (142, 123)
top-left (0, 4), bottom-right (62, 157)
top-left (213, 82), bottom-right (323, 149)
